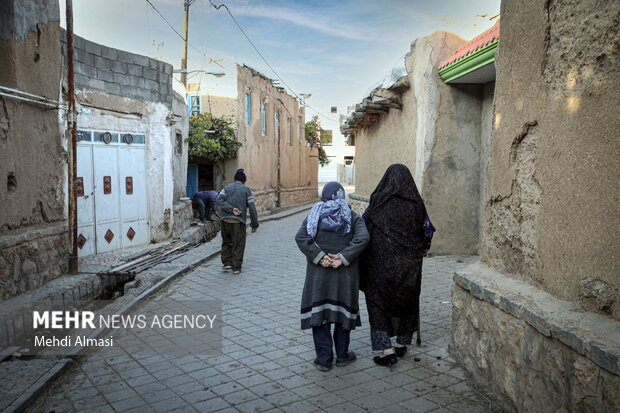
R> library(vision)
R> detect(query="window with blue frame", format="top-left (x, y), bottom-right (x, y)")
top-left (187, 94), bottom-right (201, 116)
top-left (261, 101), bottom-right (266, 135)
top-left (245, 93), bottom-right (251, 125)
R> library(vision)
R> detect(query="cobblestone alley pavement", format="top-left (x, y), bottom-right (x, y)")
top-left (33, 211), bottom-right (498, 413)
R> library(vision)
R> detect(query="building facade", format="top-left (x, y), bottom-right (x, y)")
top-left (62, 34), bottom-right (191, 257)
top-left (187, 65), bottom-right (319, 213)
top-left (318, 128), bottom-right (355, 185)
top-left (0, 1), bottom-right (191, 300)
top-left (451, 1), bottom-right (620, 411)
top-left (342, 28), bottom-right (496, 255)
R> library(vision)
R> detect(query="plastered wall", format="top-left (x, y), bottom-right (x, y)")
top-left (0, 0), bottom-right (65, 233)
top-left (353, 31), bottom-right (492, 255)
top-left (219, 65), bottom-right (318, 211)
top-left (480, 0), bottom-right (620, 319)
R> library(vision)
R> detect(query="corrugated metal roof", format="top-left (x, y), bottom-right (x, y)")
top-left (438, 21), bottom-right (500, 70)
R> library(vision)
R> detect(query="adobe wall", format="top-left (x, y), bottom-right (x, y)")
top-left (452, 1), bottom-right (620, 410)
top-left (0, 1), bottom-right (67, 299)
top-left (202, 95), bottom-right (236, 119)
top-left (479, 0), bottom-right (620, 319)
top-left (232, 65), bottom-right (318, 213)
top-left (352, 31), bottom-right (489, 254)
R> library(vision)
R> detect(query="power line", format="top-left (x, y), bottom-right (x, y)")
top-left (206, 0), bottom-right (339, 123)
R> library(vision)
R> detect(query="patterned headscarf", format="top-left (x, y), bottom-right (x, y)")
top-left (306, 182), bottom-right (352, 238)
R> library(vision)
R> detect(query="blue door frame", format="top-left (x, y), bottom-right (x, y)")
top-left (186, 164), bottom-right (198, 197)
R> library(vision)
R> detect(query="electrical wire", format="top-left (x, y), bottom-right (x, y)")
top-left (206, 0), bottom-right (339, 123)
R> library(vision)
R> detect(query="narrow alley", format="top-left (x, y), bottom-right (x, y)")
top-left (33, 212), bottom-right (496, 413)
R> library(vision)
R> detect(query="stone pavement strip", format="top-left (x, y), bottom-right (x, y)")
top-left (31, 211), bottom-right (499, 413)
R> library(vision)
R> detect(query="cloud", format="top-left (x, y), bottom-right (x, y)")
top-left (230, 4), bottom-right (367, 40)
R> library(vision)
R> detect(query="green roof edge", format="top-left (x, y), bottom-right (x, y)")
top-left (438, 39), bottom-right (499, 83)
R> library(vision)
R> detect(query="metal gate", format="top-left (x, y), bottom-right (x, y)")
top-left (75, 130), bottom-right (149, 256)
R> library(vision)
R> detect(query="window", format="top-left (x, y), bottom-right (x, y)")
top-left (188, 94), bottom-right (201, 116)
top-left (297, 117), bottom-right (301, 141)
top-left (274, 111), bottom-right (279, 140)
top-left (245, 93), bottom-right (251, 125)
top-left (287, 117), bottom-right (292, 145)
top-left (261, 101), bottom-right (266, 135)
top-left (175, 132), bottom-right (183, 155)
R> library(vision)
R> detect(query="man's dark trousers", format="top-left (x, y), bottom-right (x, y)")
top-left (192, 194), bottom-right (212, 221)
top-left (221, 221), bottom-right (246, 271)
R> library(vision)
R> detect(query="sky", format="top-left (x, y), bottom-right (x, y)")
top-left (59, 0), bottom-right (500, 134)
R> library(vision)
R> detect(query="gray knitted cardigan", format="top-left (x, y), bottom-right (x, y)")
top-left (295, 212), bottom-right (370, 330)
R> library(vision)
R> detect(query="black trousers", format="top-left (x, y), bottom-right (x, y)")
top-left (220, 221), bottom-right (246, 270)
top-left (312, 322), bottom-right (350, 367)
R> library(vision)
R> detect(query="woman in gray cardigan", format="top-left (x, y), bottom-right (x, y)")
top-left (295, 182), bottom-right (370, 371)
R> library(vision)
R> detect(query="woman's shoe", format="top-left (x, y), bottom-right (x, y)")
top-left (336, 351), bottom-right (357, 367)
top-left (373, 353), bottom-right (398, 367)
top-left (395, 346), bottom-right (407, 357)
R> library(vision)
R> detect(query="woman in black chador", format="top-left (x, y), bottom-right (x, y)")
top-left (361, 164), bottom-right (435, 366)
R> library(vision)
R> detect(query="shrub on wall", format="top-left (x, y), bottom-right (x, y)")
top-left (187, 114), bottom-right (242, 161)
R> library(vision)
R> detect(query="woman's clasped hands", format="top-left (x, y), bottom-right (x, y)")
top-left (320, 253), bottom-right (343, 269)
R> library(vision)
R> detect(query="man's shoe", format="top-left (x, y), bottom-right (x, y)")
top-left (373, 353), bottom-right (398, 367)
top-left (336, 351), bottom-right (357, 367)
top-left (314, 359), bottom-right (331, 372)
top-left (222, 265), bottom-right (232, 270)
top-left (395, 346), bottom-right (407, 357)
top-left (233, 270), bottom-right (241, 275)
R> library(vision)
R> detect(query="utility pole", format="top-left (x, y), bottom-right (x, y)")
top-left (180, 0), bottom-right (196, 86)
top-left (66, 0), bottom-right (78, 274)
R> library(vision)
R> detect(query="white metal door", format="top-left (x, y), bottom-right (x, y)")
top-left (76, 131), bottom-right (150, 256)
top-left (119, 147), bottom-right (149, 248)
top-left (93, 146), bottom-right (121, 253)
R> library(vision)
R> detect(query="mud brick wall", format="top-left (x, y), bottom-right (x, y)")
top-left (480, 0), bottom-right (620, 319)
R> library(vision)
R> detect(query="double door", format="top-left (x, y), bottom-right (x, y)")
top-left (76, 133), bottom-right (149, 256)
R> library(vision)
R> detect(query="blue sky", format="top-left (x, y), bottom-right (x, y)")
top-left (60, 0), bottom-right (499, 132)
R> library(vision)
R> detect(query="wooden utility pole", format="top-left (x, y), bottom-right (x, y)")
top-left (66, 0), bottom-right (78, 274)
top-left (180, 0), bottom-right (196, 85)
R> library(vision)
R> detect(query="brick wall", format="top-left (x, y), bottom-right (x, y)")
top-left (61, 31), bottom-right (173, 107)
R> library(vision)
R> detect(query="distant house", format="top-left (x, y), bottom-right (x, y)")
top-left (186, 65), bottom-right (319, 213)
top-left (318, 124), bottom-right (356, 185)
